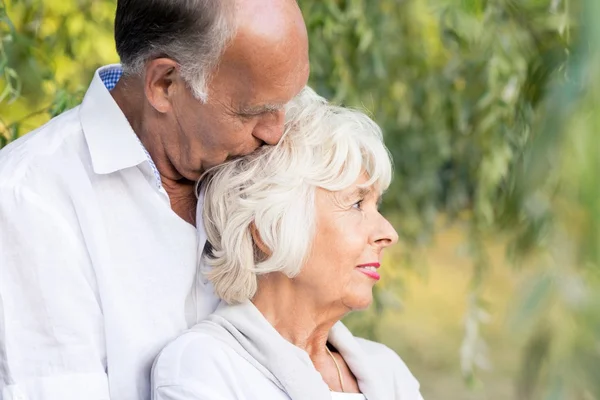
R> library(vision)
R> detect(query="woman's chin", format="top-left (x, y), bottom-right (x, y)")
top-left (342, 290), bottom-right (374, 311)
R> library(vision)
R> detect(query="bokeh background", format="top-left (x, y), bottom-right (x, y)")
top-left (1, 0), bottom-right (598, 399)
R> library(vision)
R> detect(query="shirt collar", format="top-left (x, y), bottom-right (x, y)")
top-left (80, 64), bottom-right (149, 176)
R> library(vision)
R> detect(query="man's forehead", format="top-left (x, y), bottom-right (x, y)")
top-left (217, 0), bottom-right (308, 107)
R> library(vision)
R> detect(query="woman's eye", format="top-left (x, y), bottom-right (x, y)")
top-left (352, 200), bottom-right (364, 210)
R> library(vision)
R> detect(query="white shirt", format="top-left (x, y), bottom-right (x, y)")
top-left (0, 65), bottom-right (217, 400)
top-left (331, 394), bottom-right (366, 400)
top-left (152, 302), bottom-right (424, 400)
top-left (152, 333), bottom-right (394, 400)
top-left (154, 345), bottom-right (365, 400)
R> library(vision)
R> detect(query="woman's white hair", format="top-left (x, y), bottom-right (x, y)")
top-left (201, 87), bottom-right (393, 304)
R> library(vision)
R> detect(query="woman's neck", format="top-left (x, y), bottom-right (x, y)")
top-left (251, 275), bottom-right (348, 357)
top-left (252, 275), bottom-right (362, 394)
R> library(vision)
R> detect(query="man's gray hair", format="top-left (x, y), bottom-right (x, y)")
top-left (201, 87), bottom-right (394, 304)
top-left (114, 0), bottom-right (236, 101)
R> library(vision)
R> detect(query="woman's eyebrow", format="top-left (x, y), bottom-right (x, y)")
top-left (357, 187), bottom-right (372, 199)
top-left (344, 186), bottom-right (372, 202)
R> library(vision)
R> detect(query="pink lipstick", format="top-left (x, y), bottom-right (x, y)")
top-left (356, 263), bottom-right (381, 281)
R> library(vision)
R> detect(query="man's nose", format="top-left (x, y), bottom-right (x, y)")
top-left (253, 110), bottom-right (285, 146)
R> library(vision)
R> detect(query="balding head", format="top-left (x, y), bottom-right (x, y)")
top-left (169, 0), bottom-right (309, 175)
top-left (114, 0), bottom-right (309, 185)
top-left (115, 0), bottom-right (308, 102)
top-left (208, 0), bottom-right (309, 111)
top-left (234, 0), bottom-right (308, 52)
top-left (233, 0), bottom-right (308, 81)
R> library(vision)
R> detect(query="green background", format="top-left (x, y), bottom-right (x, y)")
top-left (2, 0), bottom-right (598, 398)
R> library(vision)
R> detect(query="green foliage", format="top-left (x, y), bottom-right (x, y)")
top-left (0, 0), bottom-right (115, 144)
top-left (301, 0), bottom-right (574, 388)
top-left (499, 1), bottom-right (600, 395)
top-left (2, 0), bottom-right (598, 398)
top-left (303, 0), bottom-right (569, 241)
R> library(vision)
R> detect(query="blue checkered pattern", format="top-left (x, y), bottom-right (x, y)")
top-left (99, 66), bottom-right (162, 190)
top-left (134, 139), bottom-right (163, 191)
top-left (99, 67), bottom-right (123, 91)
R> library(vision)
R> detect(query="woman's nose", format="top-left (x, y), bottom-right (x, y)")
top-left (373, 214), bottom-right (399, 250)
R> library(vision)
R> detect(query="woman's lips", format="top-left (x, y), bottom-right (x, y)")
top-left (356, 263), bottom-right (381, 281)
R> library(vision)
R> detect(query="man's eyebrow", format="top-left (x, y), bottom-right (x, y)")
top-left (239, 103), bottom-right (285, 114)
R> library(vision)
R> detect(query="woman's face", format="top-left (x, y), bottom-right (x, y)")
top-left (296, 173), bottom-right (399, 312)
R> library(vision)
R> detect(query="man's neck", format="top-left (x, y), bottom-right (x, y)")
top-left (161, 176), bottom-right (198, 225)
top-left (111, 78), bottom-right (199, 226)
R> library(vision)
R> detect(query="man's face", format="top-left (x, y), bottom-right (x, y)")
top-left (167, 0), bottom-right (310, 178)
top-left (172, 51), bottom-right (309, 175)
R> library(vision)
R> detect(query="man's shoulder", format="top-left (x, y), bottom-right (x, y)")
top-left (0, 106), bottom-right (87, 187)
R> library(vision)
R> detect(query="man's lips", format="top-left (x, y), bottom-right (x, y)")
top-left (356, 263), bottom-right (381, 281)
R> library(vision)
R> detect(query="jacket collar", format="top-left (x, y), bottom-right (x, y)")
top-left (204, 301), bottom-right (386, 400)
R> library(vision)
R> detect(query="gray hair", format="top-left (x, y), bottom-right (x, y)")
top-left (201, 87), bottom-right (393, 304)
top-left (114, 0), bottom-right (236, 101)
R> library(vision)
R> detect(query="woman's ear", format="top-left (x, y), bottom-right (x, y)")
top-left (250, 222), bottom-right (272, 261)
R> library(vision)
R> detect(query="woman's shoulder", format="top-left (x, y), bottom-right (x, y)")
top-left (354, 337), bottom-right (423, 397)
top-left (153, 325), bottom-right (237, 382)
top-left (354, 337), bottom-right (408, 368)
top-left (152, 323), bottom-right (277, 399)
top-left (152, 322), bottom-right (288, 399)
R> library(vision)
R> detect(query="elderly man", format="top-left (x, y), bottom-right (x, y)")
top-left (0, 0), bottom-right (309, 399)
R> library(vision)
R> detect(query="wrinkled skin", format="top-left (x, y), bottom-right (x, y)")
top-left (112, 0), bottom-right (310, 225)
top-left (253, 173), bottom-right (399, 392)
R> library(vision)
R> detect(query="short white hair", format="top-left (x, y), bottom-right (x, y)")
top-left (201, 87), bottom-right (393, 304)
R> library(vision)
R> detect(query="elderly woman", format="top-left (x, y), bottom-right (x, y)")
top-left (152, 88), bottom-right (423, 400)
